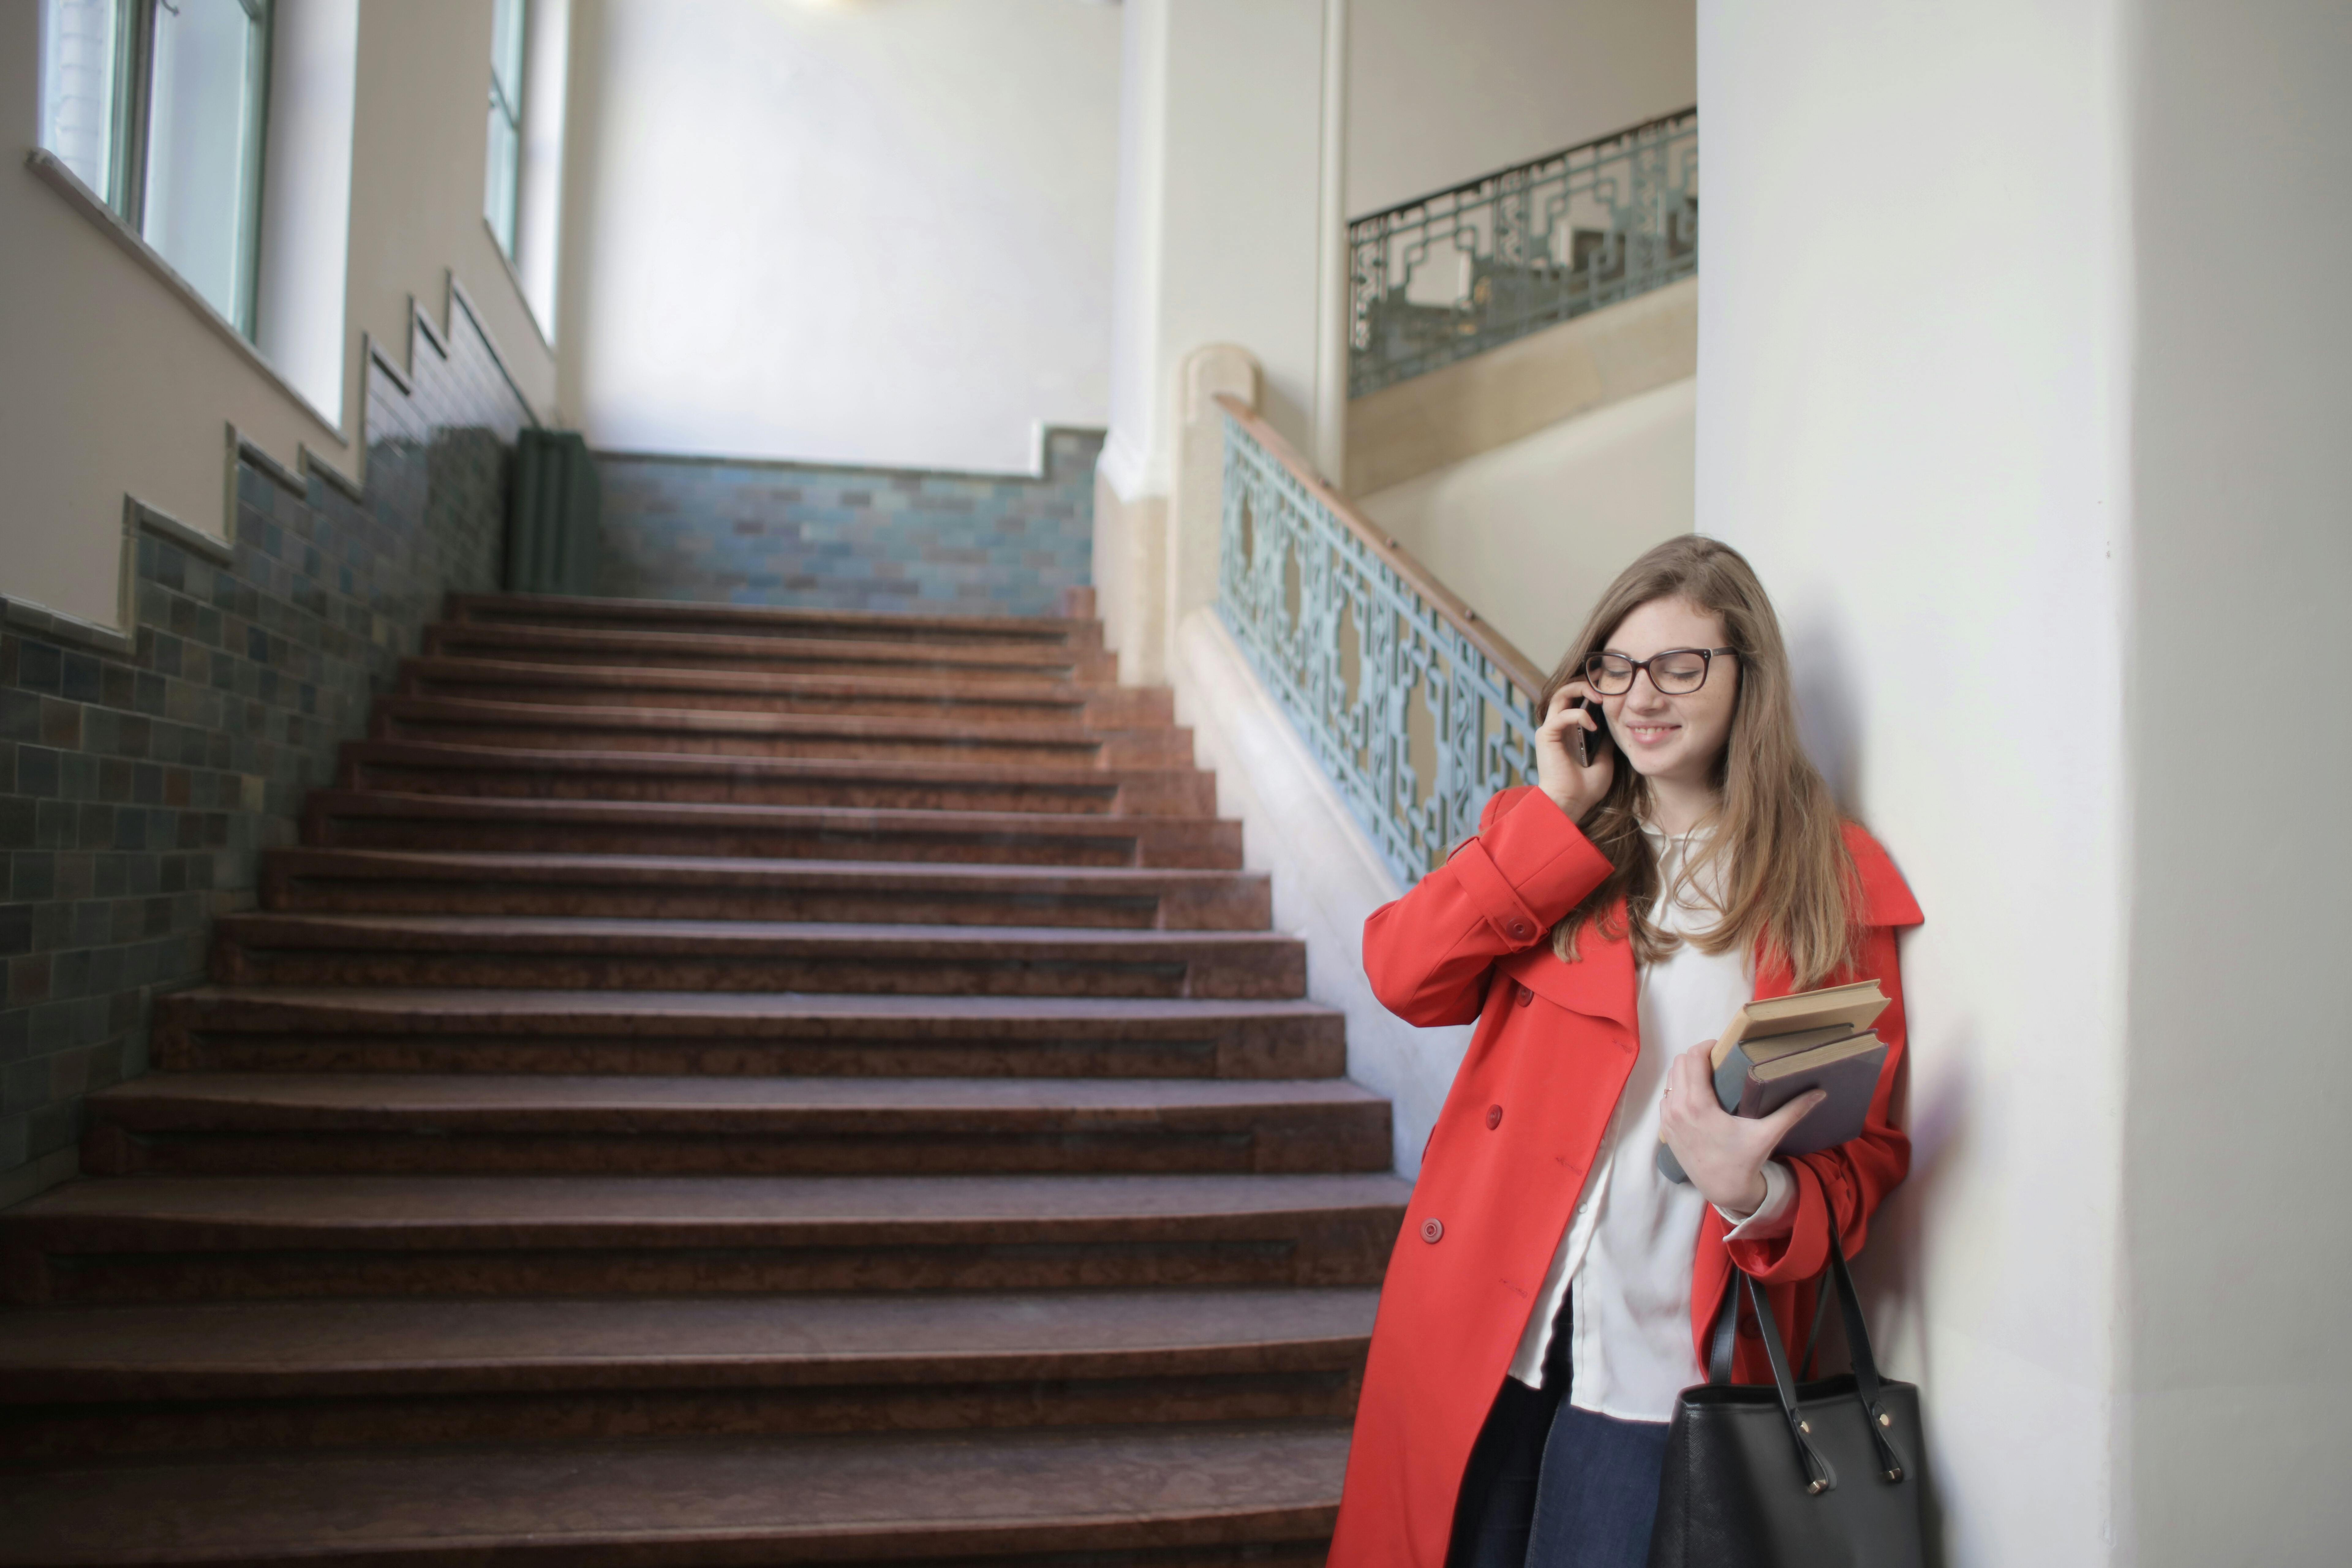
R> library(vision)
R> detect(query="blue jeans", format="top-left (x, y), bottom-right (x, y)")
top-left (1447, 1312), bottom-right (1672, 1568)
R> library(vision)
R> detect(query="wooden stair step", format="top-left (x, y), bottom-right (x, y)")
top-left (399, 656), bottom-right (1173, 726)
top-left (153, 988), bottom-right (1349, 1079)
top-left (210, 915), bottom-right (1307, 998)
top-left (258, 850), bottom-right (1272, 929)
top-left (0, 1287), bottom-right (1376, 1457)
top-left (80, 1072), bottom-right (1393, 1176)
top-left (450, 593), bottom-right (1105, 650)
top-left (336, 740), bottom-right (1217, 816)
top-left (424, 620), bottom-right (1115, 681)
top-left (304, 793), bottom-right (1244, 868)
top-left (373, 696), bottom-right (1193, 767)
top-left (0, 1422), bottom-right (1346, 1566)
top-left (0, 1172), bottom-right (1413, 1303)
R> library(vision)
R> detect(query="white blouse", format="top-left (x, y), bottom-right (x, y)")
top-left (1504, 819), bottom-right (1796, 1419)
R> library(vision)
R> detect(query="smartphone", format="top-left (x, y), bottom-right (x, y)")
top-left (1574, 698), bottom-right (1612, 768)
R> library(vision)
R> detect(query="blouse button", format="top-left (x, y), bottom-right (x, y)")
top-left (1485, 1105), bottom-right (1503, 1130)
top-left (1420, 1217), bottom-right (1444, 1244)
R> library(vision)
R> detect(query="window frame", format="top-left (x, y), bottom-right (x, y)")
top-left (76, 0), bottom-right (275, 339)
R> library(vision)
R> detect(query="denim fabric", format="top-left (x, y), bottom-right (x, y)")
top-left (1448, 1298), bottom-right (1672, 1568)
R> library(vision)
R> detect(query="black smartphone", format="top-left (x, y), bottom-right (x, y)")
top-left (1574, 698), bottom-right (1612, 768)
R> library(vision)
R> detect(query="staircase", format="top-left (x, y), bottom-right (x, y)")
top-left (0, 594), bottom-right (1408, 1566)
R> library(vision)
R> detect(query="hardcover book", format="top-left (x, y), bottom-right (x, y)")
top-left (1656, 980), bottom-right (1893, 1185)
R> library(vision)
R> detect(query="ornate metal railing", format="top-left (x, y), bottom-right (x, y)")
top-left (1215, 395), bottom-right (1548, 887)
top-left (1348, 108), bottom-right (1698, 397)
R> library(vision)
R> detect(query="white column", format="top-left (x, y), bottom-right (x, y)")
top-left (1096, 0), bottom-right (1332, 682)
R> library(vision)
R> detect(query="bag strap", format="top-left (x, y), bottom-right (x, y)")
top-left (1710, 1230), bottom-right (1914, 1490)
top-left (1823, 1231), bottom-right (1911, 1483)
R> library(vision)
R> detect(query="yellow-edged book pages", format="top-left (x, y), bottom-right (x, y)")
top-left (1707, 979), bottom-right (1890, 1071)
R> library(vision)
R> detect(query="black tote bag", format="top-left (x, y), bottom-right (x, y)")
top-left (1648, 1238), bottom-right (1926, 1568)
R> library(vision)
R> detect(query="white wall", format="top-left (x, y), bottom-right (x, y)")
top-left (3, 0), bottom-right (560, 630)
top-left (2120, 3), bottom-right (2352, 1561)
top-left (560, 0), bottom-right (1119, 475)
top-left (1698, 4), bottom-right (2133, 1562)
top-left (1356, 375), bottom-right (1692, 673)
top-left (1348, 0), bottom-right (1693, 216)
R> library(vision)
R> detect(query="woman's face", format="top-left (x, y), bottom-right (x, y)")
top-left (1596, 596), bottom-right (1740, 794)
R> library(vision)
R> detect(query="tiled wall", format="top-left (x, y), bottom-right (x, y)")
top-left (594, 430), bottom-right (1102, 616)
top-left (0, 296), bottom-right (533, 1205)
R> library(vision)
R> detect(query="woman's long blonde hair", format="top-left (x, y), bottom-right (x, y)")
top-left (1543, 536), bottom-right (1860, 989)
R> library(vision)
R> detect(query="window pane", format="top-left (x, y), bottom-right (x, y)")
top-left (490, 0), bottom-right (526, 106)
top-left (144, 0), bottom-right (268, 331)
top-left (39, 0), bottom-right (121, 201)
top-left (485, 96), bottom-right (521, 257)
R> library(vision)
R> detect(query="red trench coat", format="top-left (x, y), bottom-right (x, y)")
top-left (1328, 786), bottom-right (1923, 1568)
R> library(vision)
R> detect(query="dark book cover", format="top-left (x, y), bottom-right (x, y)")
top-left (1654, 1032), bottom-right (1888, 1182)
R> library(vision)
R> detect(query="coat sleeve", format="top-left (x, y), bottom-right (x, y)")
top-left (1360, 785), bottom-right (1615, 1027)
top-left (1726, 918), bottom-right (1914, 1283)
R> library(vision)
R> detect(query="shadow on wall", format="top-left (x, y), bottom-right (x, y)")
top-left (1790, 594), bottom-right (1973, 1568)
top-left (0, 297), bottom-right (533, 1205)
top-left (592, 431), bottom-right (1104, 617)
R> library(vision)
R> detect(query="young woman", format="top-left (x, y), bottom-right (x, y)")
top-left (1328, 537), bottom-right (1922, 1568)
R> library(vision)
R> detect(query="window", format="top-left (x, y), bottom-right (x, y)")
top-left (38, 0), bottom-right (274, 337)
top-left (485, 0), bottom-right (526, 259)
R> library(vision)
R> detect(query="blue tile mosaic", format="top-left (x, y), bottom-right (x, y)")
top-left (0, 297), bottom-right (532, 1198)
top-left (594, 431), bottom-right (1102, 616)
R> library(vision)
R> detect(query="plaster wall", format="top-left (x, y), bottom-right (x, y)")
top-left (1348, 0), bottom-right (1694, 216)
top-left (1, 0), bottom-right (557, 634)
top-left (1356, 375), bottom-right (1693, 674)
top-left (1698, 3), bottom-right (2132, 1561)
top-left (2119, 2), bottom-right (2352, 1560)
top-left (558, 0), bottom-right (1118, 476)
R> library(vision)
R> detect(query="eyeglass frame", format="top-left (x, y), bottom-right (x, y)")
top-left (1579, 646), bottom-right (1741, 696)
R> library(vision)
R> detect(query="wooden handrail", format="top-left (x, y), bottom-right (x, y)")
top-left (1213, 394), bottom-right (1550, 696)
top-left (1348, 106), bottom-right (1698, 234)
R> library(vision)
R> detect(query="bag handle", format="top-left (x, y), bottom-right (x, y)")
top-left (1706, 1231), bottom-right (1913, 1489)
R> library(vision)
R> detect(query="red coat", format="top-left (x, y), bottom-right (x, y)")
top-left (1329, 787), bottom-right (1923, 1567)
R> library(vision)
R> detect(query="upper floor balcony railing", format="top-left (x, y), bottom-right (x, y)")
top-left (1348, 108), bottom-right (1698, 398)
top-left (1216, 394), bottom-right (1546, 887)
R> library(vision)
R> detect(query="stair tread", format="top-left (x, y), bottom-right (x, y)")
top-left (268, 849), bottom-right (1259, 891)
top-left (343, 739), bottom-right (1205, 794)
top-left (315, 790), bottom-right (1230, 835)
top-left (382, 695), bottom-right (1160, 744)
top-left (452, 592), bottom-right (1099, 640)
top-left (218, 912), bottom-right (1302, 952)
top-left (90, 1073), bottom-right (1384, 1121)
top-left (406, 657), bottom-right (1124, 705)
top-left (0, 1422), bottom-right (1346, 1564)
top-left (164, 985), bottom-right (1342, 1025)
top-left (0, 1287), bottom-right (1379, 1392)
top-left (432, 621), bottom-right (1100, 672)
top-left (4, 1171), bottom-right (1414, 1242)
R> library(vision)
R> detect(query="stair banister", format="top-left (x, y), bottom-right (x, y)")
top-left (1213, 393), bottom-right (1548, 890)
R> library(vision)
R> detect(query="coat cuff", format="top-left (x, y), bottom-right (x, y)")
top-left (1445, 790), bottom-right (1614, 949)
top-left (1715, 1159), bottom-right (1796, 1241)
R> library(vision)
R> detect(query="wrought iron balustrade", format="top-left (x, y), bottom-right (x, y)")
top-left (1349, 108), bottom-right (1698, 398)
top-left (1215, 396), bottom-right (1547, 888)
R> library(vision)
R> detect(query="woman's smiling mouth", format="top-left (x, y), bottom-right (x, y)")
top-left (1623, 721), bottom-right (1682, 746)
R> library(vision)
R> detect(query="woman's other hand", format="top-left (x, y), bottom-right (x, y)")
top-left (1535, 680), bottom-right (1615, 824)
top-left (1658, 1041), bottom-right (1825, 1215)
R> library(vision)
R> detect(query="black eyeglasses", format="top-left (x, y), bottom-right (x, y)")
top-left (1581, 647), bottom-right (1739, 696)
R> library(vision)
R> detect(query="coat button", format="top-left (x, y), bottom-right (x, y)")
top-left (1485, 1105), bottom-right (1503, 1130)
top-left (1420, 1217), bottom-right (1444, 1244)
top-left (1514, 983), bottom-right (1533, 1008)
top-left (1507, 920), bottom-right (1531, 940)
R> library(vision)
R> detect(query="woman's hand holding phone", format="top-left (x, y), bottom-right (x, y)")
top-left (1536, 681), bottom-right (1615, 825)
